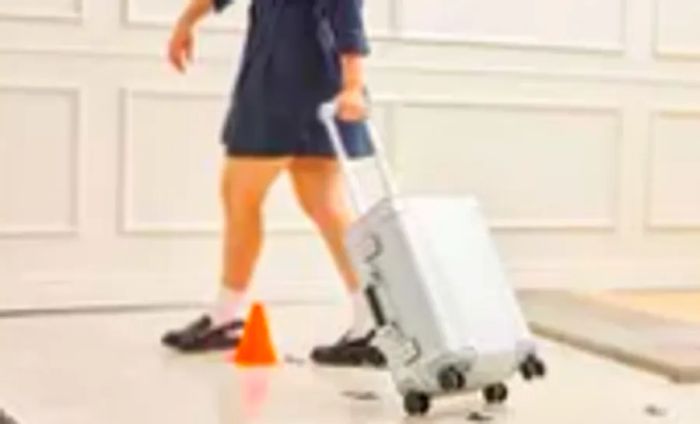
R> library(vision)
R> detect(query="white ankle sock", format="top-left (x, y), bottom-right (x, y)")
top-left (347, 290), bottom-right (374, 339)
top-left (210, 286), bottom-right (247, 326)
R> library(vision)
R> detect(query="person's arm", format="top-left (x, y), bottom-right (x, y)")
top-left (340, 54), bottom-right (364, 94)
top-left (168, 0), bottom-right (233, 73)
top-left (330, 0), bottom-right (370, 121)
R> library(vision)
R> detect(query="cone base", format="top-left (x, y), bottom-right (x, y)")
top-left (231, 302), bottom-right (278, 367)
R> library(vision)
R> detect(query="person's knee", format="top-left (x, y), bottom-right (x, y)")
top-left (224, 184), bottom-right (264, 222)
top-left (307, 201), bottom-right (348, 231)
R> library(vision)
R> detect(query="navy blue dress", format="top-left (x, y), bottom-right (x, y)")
top-left (213, 0), bottom-right (373, 158)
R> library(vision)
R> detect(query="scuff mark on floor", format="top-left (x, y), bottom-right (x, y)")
top-left (341, 391), bottom-right (381, 401)
top-left (644, 404), bottom-right (668, 417)
top-left (466, 411), bottom-right (494, 422)
top-left (283, 354), bottom-right (307, 366)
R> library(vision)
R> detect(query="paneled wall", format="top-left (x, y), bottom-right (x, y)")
top-left (2, 0), bottom-right (700, 308)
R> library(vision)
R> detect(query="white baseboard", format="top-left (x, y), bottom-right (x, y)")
top-left (0, 274), bottom-right (345, 312)
top-left (509, 263), bottom-right (700, 290)
top-left (2, 263), bottom-right (699, 312)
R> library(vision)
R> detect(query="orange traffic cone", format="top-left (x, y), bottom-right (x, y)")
top-left (233, 302), bottom-right (278, 367)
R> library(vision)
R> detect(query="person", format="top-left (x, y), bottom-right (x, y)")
top-left (161, 0), bottom-right (384, 367)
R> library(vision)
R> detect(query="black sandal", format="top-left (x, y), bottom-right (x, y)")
top-left (0, 409), bottom-right (18, 424)
top-left (161, 315), bottom-right (244, 353)
top-left (310, 331), bottom-right (387, 368)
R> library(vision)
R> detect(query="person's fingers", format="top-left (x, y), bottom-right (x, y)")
top-left (169, 52), bottom-right (181, 73)
top-left (338, 97), bottom-right (366, 122)
top-left (337, 104), bottom-right (351, 121)
top-left (167, 40), bottom-right (176, 68)
top-left (341, 107), bottom-right (360, 121)
top-left (168, 39), bottom-right (184, 73)
top-left (338, 105), bottom-right (364, 122)
top-left (167, 30), bottom-right (193, 73)
top-left (174, 50), bottom-right (185, 73)
top-left (185, 37), bottom-right (194, 65)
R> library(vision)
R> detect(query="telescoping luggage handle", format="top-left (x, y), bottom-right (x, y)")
top-left (318, 101), bottom-right (399, 214)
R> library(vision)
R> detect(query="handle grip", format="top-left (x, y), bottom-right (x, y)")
top-left (318, 101), bottom-right (399, 215)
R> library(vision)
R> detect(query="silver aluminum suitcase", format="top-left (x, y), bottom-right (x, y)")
top-left (319, 103), bottom-right (546, 416)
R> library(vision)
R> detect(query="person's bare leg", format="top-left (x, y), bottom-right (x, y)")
top-left (221, 157), bottom-right (289, 290)
top-left (289, 158), bottom-right (358, 292)
top-left (162, 156), bottom-right (289, 351)
top-left (291, 158), bottom-right (384, 366)
top-left (214, 157), bottom-right (290, 324)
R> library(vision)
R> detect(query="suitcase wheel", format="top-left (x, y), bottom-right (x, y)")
top-left (403, 391), bottom-right (431, 416)
top-left (438, 366), bottom-right (466, 392)
top-left (482, 383), bottom-right (508, 405)
top-left (520, 354), bottom-right (547, 381)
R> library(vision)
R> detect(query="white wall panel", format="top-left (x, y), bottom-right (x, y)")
top-left (654, 0), bottom-right (700, 58)
top-left (0, 0), bottom-right (82, 21)
top-left (648, 110), bottom-right (700, 228)
top-left (366, 0), bottom-right (395, 35)
top-left (395, 101), bottom-right (620, 229)
top-left (399, 0), bottom-right (625, 51)
top-left (120, 88), bottom-right (224, 234)
top-left (125, 0), bottom-right (394, 35)
top-left (0, 85), bottom-right (80, 236)
top-left (124, 0), bottom-right (246, 30)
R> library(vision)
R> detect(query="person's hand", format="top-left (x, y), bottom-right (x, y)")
top-left (337, 87), bottom-right (367, 122)
top-left (168, 20), bottom-right (195, 73)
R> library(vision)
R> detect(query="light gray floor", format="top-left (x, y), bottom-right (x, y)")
top-left (1, 304), bottom-right (699, 424)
